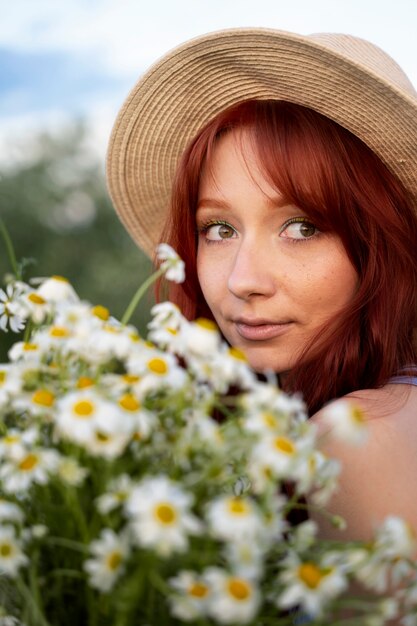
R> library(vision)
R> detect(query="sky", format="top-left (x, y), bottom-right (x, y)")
top-left (1, 0), bottom-right (416, 166)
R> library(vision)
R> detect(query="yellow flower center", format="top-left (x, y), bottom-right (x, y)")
top-left (73, 400), bottom-right (95, 418)
top-left (274, 436), bottom-right (295, 454)
top-left (154, 502), bottom-right (177, 524)
top-left (92, 305), bottom-right (110, 321)
top-left (147, 358), bottom-right (168, 375)
top-left (32, 389), bottom-right (55, 407)
top-left (103, 324), bottom-right (119, 334)
top-left (167, 327), bottom-right (178, 335)
top-left (228, 347), bottom-right (247, 362)
top-left (188, 582), bottom-right (209, 599)
top-left (195, 318), bottom-right (217, 331)
top-left (298, 563), bottom-right (331, 589)
top-left (19, 453), bottom-right (39, 472)
top-left (106, 551), bottom-right (122, 571)
top-left (129, 333), bottom-right (141, 343)
top-left (4, 435), bottom-right (19, 444)
top-left (0, 543), bottom-right (12, 557)
top-left (95, 431), bottom-right (109, 442)
top-left (122, 374), bottom-right (140, 384)
top-left (262, 412), bottom-right (278, 428)
top-left (119, 394), bottom-right (140, 412)
top-left (227, 578), bottom-right (251, 601)
top-left (309, 454), bottom-right (317, 473)
top-left (228, 498), bottom-right (249, 516)
top-left (351, 405), bottom-right (365, 424)
top-left (0, 371), bottom-right (6, 385)
top-left (28, 293), bottom-right (46, 305)
top-left (23, 343), bottom-right (38, 351)
top-left (49, 326), bottom-right (69, 338)
top-left (51, 275), bottom-right (68, 282)
top-left (77, 377), bottom-right (94, 389)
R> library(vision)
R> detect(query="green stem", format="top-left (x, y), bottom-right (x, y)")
top-left (16, 577), bottom-right (52, 626)
top-left (29, 549), bottom-right (44, 620)
top-left (24, 319), bottom-right (33, 343)
top-left (121, 267), bottom-right (164, 326)
top-left (0, 218), bottom-right (19, 279)
top-left (44, 535), bottom-right (88, 553)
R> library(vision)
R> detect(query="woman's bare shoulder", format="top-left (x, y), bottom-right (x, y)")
top-left (309, 384), bottom-right (417, 541)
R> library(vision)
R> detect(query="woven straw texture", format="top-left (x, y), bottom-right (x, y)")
top-left (106, 28), bottom-right (417, 258)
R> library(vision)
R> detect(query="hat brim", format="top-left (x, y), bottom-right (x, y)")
top-left (106, 28), bottom-right (417, 258)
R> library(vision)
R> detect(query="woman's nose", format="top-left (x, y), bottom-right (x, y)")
top-left (227, 239), bottom-right (276, 300)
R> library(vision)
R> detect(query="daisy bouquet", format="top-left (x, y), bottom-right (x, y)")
top-left (0, 242), bottom-right (416, 626)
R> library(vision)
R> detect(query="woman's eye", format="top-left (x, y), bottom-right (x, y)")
top-left (203, 223), bottom-right (237, 241)
top-left (280, 219), bottom-right (318, 240)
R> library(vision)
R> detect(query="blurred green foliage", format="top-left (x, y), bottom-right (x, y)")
top-left (0, 121), bottom-right (154, 360)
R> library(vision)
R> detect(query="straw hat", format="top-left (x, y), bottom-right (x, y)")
top-left (106, 28), bottom-right (417, 258)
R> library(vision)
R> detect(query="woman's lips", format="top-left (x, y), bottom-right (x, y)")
top-left (234, 320), bottom-right (293, 341)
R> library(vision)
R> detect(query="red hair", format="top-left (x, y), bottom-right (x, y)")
top-left (159, 100), bottom-right (417, 414)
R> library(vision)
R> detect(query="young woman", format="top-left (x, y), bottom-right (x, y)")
top-left (106, 28), bottom-right (417, 540)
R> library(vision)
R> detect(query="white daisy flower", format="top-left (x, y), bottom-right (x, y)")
top-left (0, 365), bottom-right (22, 406)
top-left (179, 318), bottom-right (222, 358)
top-left (156, 243), bottom-right (185, 283)
top-left (243, 408), bottom-right (286, 436)
top-left (17, 290), bottom-right (52, 325)
top-left (57, 457), bottom-right (89, 486)
top-left (0, 427), bottom-right (38, 460)
top-left (307, 452), bottom-right (341, 507)
top-left (206, 496), bottom-right (264, 543)
top-left (86, 429), bottom-right (130, 460)
top-left (212, 346), bottom-right (256, 391)
top-left (84, 528), bottom-right (130, 593)
top-left (22, 524), bottom-right (48, 542)
top-left (34, 324), bottom-right (73, 355)
top-left (223, 541), bottom-right (266, 580)
top-left (277, 552), bottom-right (347, 617)
top-left (73, 321), bottom-right (139, 364)
top-left (8, 341), bottom-right (42, 363)
top-left (320, 399), bottom-right (368, 445)
top-left (249, 432), bottom-right (312, 483)
top-left (0, 284), bottom-right (26, 333)
top-left (181, 409), bottom-right (223, 449)
top-left (0, 500), bottom-right (24, 523)
top-left (55, 390), bottom-right (126, 447)
top-left (0, 526), bottom-right (28, 577)
top-left (17, 387), bottom-right (56, 418)
top-left (130, 350), bottom-right (187, 394)
top-left (148, 302), bottom-right (184, 349)
top-left (375, 516), bottom-right (416, 560)
top-left (125, 475), bottom-right (202, 557)
top-left (204, 567), bottom-right (261, 624)
top-left (96, 474), bottom-right (135, 515)
top-left (290, 520), bottom-right (319, 552)
top-left (169, 570), bottom-right (211, 621)
top-left (241, 383), bottom-right (307, 425)
top-left (36, 275), bottom-right (79, 303)
top-left (355, 517), bottom-right (417, 592)
top-left (117, 392), bottom-right (155, 442)
top-left (0, 447), bottom-right (59, 493)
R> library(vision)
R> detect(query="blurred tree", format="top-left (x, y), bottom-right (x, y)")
top-left (0, 121), bottom-right (154, 360)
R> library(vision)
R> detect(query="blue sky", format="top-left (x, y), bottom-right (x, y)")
top-left (1, 0), bottom-right (416, 164)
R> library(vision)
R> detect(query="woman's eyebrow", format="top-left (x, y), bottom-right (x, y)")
top-left (197, 195), bottom-right (291, 211)
top-left (196, 198), bottom-right (230, 210)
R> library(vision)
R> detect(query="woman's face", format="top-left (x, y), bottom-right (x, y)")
top-left (196, 129), bottom-right (358, 375)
